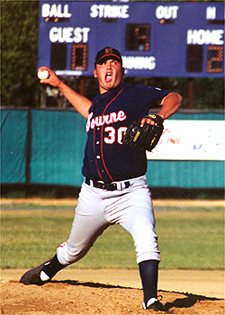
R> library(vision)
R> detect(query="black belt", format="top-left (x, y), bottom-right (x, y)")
top-left (85, 177), bottom-right (130, 191)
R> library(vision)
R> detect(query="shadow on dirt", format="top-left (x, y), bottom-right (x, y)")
top-left (164, 291), bottom-right (222, 311)
top-left (51, 279), bottom-right (222, 312)
top-left (51, 279), bottom-right (130, 289)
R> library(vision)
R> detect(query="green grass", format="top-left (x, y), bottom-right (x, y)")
top-left (1, 204), bottom-right (224, 270)
top-left (155, 209), bottom-right (224, 269)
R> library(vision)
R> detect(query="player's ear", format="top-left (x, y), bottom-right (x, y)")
top-left (121, 67), bottom-right (125, 76)
top-left (93, 69), bottom-right (97, 78)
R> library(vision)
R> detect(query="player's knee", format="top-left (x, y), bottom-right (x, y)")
top-left (135, 236), bottom-right (161, 264)
top-left (57, 243), bottom-right (89, 265)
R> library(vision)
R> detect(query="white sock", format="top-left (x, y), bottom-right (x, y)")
top-left (40, 271), bottom-right (50, 281)
top-left (143, 297), bottom-right (158, 309)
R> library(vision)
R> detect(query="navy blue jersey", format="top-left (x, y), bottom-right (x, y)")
top-left (82, 83), bottom-right (169, 182)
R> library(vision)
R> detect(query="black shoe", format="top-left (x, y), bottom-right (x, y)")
top-left (19, 258), bottom-right (52, 285)
top-left (143, 299), bottom-right (173, 313)
top-left (147, 300), bottom-right (166, 311)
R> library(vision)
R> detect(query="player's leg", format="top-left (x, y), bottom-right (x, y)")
top-left (56, 184), bottom-right (109, 266)
top-left (114, 179), bottom-right (165, 310)
top-left (40, 205), bottom-right (109, 283)
top-left (20, 183), bottom-right (109, 285)
top-left (139, 260), bottom-right (166, 311)
top-left (116, 182), bottom-right (160, 263)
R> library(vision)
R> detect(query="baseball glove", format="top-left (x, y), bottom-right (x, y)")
top-left (121, 114), bottom-right (164, 151)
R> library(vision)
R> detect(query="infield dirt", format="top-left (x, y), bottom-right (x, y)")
top-left (1, 268), bottom-right (224, 315)
top-left (1, 198), bottom-right (224, 208)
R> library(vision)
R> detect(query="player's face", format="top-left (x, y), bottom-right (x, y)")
top-left (94, 59), bottom-right (124, 94)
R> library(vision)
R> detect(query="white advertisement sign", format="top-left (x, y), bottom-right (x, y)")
top-left (147, 120), bottom-right (225, 161)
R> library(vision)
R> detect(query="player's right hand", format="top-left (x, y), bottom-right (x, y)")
top-left (38, 66), bottom-right (61, 88)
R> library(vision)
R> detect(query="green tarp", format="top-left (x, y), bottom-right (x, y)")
top-left (30, 110), bottom-right (86, 185)
top-left (1, 110), bottom-right (28, 183)
top-left (1, 109), bottom-right (224, 188)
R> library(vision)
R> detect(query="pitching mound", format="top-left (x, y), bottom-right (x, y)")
top-left (2, 279), bottom-right (224, 315)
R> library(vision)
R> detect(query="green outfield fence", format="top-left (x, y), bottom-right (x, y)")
top-left (1, 108), bottom-right (224, 189)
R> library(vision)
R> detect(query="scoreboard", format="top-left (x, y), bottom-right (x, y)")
top-left (38, 1), bottom-right (224, 78)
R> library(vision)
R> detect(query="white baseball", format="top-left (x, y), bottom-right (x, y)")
top-left (37, 70), bottom-right (49, 80)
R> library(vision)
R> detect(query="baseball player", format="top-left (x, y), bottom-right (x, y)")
top-left (20, 47), bottom-right (182, 312)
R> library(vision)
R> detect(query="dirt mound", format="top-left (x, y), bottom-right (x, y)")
top-left (1, 198), bottom-right (224, 208)
top-left (2, 280), bottom-right (224, 315)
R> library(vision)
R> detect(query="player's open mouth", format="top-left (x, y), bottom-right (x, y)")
top-left (105, 73), bottom-right (112, 83)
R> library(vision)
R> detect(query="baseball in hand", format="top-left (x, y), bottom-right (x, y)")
top-left (37, 70), bottom-right (49, 80)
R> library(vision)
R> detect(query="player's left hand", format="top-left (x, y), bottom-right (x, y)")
top-left (122, 114), bottom-right (164, 152)
top-left (140, 113), bottom-right (163, 127)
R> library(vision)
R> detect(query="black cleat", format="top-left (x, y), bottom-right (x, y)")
top-left (19, 258), bottom-right (52, 285)
top-left (143, 299), bottom-right (173, 314)
top-left (147, 300), bottom-right (166, 311)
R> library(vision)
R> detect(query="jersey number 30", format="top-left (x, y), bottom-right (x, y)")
top-left (104, 126), bottom-right (127, 145)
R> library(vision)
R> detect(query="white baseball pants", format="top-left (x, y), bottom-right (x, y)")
top-left (57, 175), bottom-right (161, 266)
